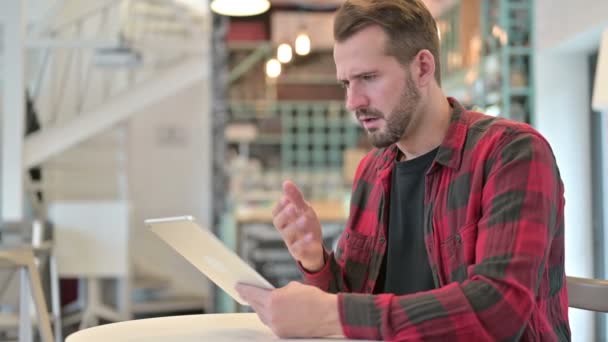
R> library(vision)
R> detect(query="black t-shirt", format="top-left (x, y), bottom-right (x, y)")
top-left (381, 148), bottom-right (438, 295)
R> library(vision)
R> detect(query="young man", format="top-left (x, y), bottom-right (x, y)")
top-left (236, 0), bottom-right (571, 340)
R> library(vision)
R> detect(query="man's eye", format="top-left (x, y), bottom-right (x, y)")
top-left (362, 74), bottom-right (376, 81)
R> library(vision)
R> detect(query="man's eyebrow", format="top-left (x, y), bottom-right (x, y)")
top-left (337, 70), bottom-right (378, 84)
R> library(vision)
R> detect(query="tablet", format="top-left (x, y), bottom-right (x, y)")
top-left (144, 216), bottom-right (274, 305)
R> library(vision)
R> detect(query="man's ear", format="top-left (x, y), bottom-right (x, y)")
top-left (411, 49), bottom-right (436, 87)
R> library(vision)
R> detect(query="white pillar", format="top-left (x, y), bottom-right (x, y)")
top-left (1, 0), bottom-right (26, 221)
top-left (601, 111), bottom-right (608, 278)
top-left (535, 52), bottom-right (594, 342)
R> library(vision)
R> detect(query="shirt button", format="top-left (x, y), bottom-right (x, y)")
top-left (455, 235), bottom-right (462, 243)
top-left (379, 237), bottom-right (385, 244)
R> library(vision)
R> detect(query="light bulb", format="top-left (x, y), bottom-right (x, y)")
top-left (266, 58), bottom-right (281, 78)
top-left (295, 33), bottom-right (311, 56)
top-left (277, 43), bottom-right (293, 63)
top-left (210, 0), bottom-right (270, 17)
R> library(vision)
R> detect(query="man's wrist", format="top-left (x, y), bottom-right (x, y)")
top-left (301, 252), bottom-right (326, 273)
top-left (319, 292), bottom-right (342, 337)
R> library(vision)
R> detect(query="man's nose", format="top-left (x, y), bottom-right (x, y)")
top-left (345, 85), bottom-right (369, 112)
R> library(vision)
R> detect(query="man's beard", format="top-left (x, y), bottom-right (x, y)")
top-left (358, 75), bottom-right (420, 148)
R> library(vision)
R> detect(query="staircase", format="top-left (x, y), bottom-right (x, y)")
top-left (12, 0), bottom-right (212, 326)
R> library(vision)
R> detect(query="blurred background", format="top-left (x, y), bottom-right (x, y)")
top-left (0, 0), bottom-right (606, 341)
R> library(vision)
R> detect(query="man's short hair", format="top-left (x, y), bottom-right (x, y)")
top-left (334, 0), bottom-right (442, 85)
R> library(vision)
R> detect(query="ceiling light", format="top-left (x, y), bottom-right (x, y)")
top-left (277, 43), bottom-right (293, 64)
top-left (295, 33), bottom-right (311, 56)
top-left (210, 0), bottom-right (270, 17)
top-left (266, 58), bottom-right (281, 78)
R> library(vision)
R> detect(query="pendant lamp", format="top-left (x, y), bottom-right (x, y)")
top-left (295, 32), bottom-right (311, 56)
top-left (210, 0), bottom-right (270, 17)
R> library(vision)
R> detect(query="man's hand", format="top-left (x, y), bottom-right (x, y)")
top-left (235, 282), bottom-right (342, 338)
top-left (272, 180), bottom-right (324, 272)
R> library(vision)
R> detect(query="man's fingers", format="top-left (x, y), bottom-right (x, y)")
top-left (235, 284), bottom-right (272, 326)
top-left (282, 180), bottom-right (308, 209)
top-left (272, 203), bottom-right (297, 231)
top-left (280, 216), bottom-right (309, 246)
top-left (248, 299), bottom-right (268, 313)
top-left (247, 301), bottom-right (269, 326)
top-left (235, 285), bottom-right (264, 307)
top-left (235, 283), bottom-right (271, 305)
top-left (271, 196), bottom-right (288, 217)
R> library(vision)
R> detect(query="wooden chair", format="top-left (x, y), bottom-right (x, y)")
top-left (567, 276), bottom-right (608, 312)
top-left (0, 247), bottom-right (54, 341)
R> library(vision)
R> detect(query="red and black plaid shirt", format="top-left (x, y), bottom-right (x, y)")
top-left (302, 98), bottom-right (570, 341)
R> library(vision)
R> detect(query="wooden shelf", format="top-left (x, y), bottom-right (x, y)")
top-left (236, 200), bottom-right (347, 224)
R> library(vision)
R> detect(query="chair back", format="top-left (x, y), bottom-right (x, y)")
top-left (567, 276), bottom-right (608, 312)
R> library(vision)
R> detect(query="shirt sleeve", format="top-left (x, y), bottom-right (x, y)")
top-left (297, 248), bottom-right (340, 291)
top-left (337, 131), bottom-right (565, 341)
top-left (299, 152), bottom-right (375, 293)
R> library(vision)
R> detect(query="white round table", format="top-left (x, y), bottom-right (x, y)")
top-left (66, 313), bottom-right (370, 341)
